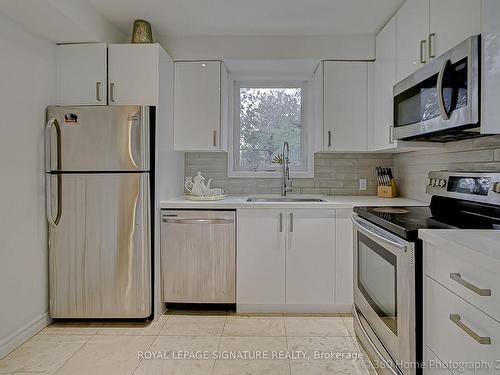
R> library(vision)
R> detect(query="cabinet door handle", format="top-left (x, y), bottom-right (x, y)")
top-left (449, 314), bottom-right (491, 345)
top-left (450, 273), bottom-right (491, 296)
top-left (96, 82), bottom-right (101, 102)
top-left (289, 213), bottom-right (294, 232)
top-left (389, 125), bottom-right (394, 144)
top-left (420, 40), bottom-right (427, 63)
top-left (279, 213), bottom-right (283, 233)
top-left (109, 82), bottom-right (115, 103)
top-left (429, 33), bottom-right (436, 59)
top-left (213, 130), bottom-right (217, 147)
top-left (327, 131), bottom-right (332, 148)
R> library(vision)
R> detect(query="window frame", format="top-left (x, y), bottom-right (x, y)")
top-left (228, 75), bottom-right (314, 178)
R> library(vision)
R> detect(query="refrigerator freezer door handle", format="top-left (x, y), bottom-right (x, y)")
top-left (128, 108), bottom-right (148, 170)
top-left (45, 117), bottom-right (61, 172)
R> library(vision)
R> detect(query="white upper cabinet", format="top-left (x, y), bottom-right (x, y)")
top-left (429, 0), bottom-right (481, 58)
top-left (395, 0), bottom-right (430, 81)
top-left (108, 44), bottom-right (159, 106)
top-left (174, 61), bottom-right (227, 151)
top-left (57, 43), bottom-right (107, 106)
top-left (372, 17), bottom-right (397, 151)
top-left (323, 61), bottom-right (369, 152)
top-left (286, 209), bottom-right (335, 305)
top-left (395, 0), bottom-right (481, 81)
top-left (482, 0), bottom-right (500, 134)
top-left (57, 43), bottom-right (164, 106)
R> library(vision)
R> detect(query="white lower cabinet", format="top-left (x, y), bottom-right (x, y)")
top-left (334, 208), bottom-right (354, 306)
top-left (424, 276), bottom-right (500, 375)
top-left (423, 239), bottom-right (500, 375)
top-left (237, 208), bottom-right (336, 310)
top-left (286, 209), bottom-right (335, 305)
top-left (424, 346), bottom-right (453, 375)
top-left (237, 209), bottom-right (286, 305)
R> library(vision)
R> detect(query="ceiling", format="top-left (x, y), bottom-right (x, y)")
top-left (87, 0), bottom-right (404, 39)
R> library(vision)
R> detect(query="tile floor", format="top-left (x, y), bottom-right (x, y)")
top-left (0, 311), bottom-right (374, 375)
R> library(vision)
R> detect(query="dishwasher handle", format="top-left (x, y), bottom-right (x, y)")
top-left (162, 217), bottom-right (234, 224)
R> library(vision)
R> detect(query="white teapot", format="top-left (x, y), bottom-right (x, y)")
top-left (185, 172), bottom-right (212, 196)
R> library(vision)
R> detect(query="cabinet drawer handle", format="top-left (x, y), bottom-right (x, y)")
top-left (429, 33), bottom-right (436, 59)
top-left (449, 314), bottom-right (491, 345)
top-left (279, 213), bottom-right (283, 233)
top-left (96, 82), bottom-right (101, 102)
top-left (110, 82), bottom-right (115, 102)
top-left (420, 40), bottom-right (427, 63)
top-left (450, 273), bottom-right (491, 296)
top-left (327, 131), bottom-right (332, 148)
top-left (213, 130), bottom-right (217, 147)
top-left (289, 213), bottom-right (294, 232)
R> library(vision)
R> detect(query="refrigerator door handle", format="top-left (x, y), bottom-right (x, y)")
top-left (45, 174), bottom-right (62, 227)
top-left (45, 118), bottom-right (62, 227)
top-left (45, 117), bottom-right (61, 172)
top-left (128, 108), bottom-right (149, 170)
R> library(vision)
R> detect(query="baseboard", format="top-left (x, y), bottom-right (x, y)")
top-left (236, 304), bottom-right (352, 314)
top-left (0, 312), bottom-right (51, 359)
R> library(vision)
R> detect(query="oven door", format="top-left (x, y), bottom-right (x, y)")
top-left (352, 215), bottom-right (416, 373)
top-left (393, 35), bottom-right (479, 142)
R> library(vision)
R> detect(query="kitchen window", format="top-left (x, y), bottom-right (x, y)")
top-left (229, 80), bottom-right (313, 178)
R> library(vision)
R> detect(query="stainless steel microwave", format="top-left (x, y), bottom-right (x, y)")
top-left (393, 35), bottom-right (480, 142)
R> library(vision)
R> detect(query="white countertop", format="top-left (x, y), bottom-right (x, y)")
top-left (419, 229), bottom-right (500, 262)
top-left (161, 195), bottom-right (426, 210)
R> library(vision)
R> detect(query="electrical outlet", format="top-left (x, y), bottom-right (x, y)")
top-left (359, 178), bottom-right (367, 191)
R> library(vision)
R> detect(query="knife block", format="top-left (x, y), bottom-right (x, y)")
top-left (377, 180), bottom-right (398, 198)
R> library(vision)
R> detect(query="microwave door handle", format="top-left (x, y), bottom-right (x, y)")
top-left (437, 59), bottom-right (451, 120)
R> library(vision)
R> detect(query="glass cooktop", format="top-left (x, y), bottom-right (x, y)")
top-left (354, 196), bottom-right (500, 241)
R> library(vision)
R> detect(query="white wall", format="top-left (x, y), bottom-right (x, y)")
top-left (1, 0), bottom-right (125, 43)
top-left (0, 12), bottom-right (56, 358)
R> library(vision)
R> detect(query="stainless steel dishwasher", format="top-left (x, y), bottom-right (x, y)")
top-left (161, 210), bottom-right (236, 303)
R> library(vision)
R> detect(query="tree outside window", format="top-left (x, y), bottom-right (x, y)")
top-left (235, 86), bottom-right (304, 171)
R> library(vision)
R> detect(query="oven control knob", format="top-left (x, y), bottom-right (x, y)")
top-left (428, 178), bottom-right (432, 186)
top-left (438, 179), bottom-right (446, 187)
top-left (430, 178), bottom-right (436, 187)
top-left (493, 182), bottom-right (500, 194)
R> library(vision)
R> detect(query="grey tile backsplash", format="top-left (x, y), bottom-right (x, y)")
top-left (394, 135), bottom-right (500, 203)
top-left (186, 135), bottom-right (500, 199)
top-left (185, 152), bottom-right (393, 196)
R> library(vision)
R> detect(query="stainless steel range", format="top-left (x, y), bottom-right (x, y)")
top-left (352, 171), bottom-right (500, 375)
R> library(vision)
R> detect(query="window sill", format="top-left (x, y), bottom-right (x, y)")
top-left (228, 170), bottom-right (314, 179)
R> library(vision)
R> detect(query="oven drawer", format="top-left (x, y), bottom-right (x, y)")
top-left (425, 276), bottom-right (500, 375)
top-left (424, 242), bottom-right (499, 322)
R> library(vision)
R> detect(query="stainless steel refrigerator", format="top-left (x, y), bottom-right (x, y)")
top-left (45, 106), bottom-right (152, 318)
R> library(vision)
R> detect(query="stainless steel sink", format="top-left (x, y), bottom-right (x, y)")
top-left (247, 197), bottom-right (327, 203)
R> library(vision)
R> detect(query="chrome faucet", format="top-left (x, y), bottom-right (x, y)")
top-left (281, 141), bottom-right (293, 196)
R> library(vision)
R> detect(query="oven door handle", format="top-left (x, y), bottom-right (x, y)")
top-left (352, 216), bottom-right (408, 251)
